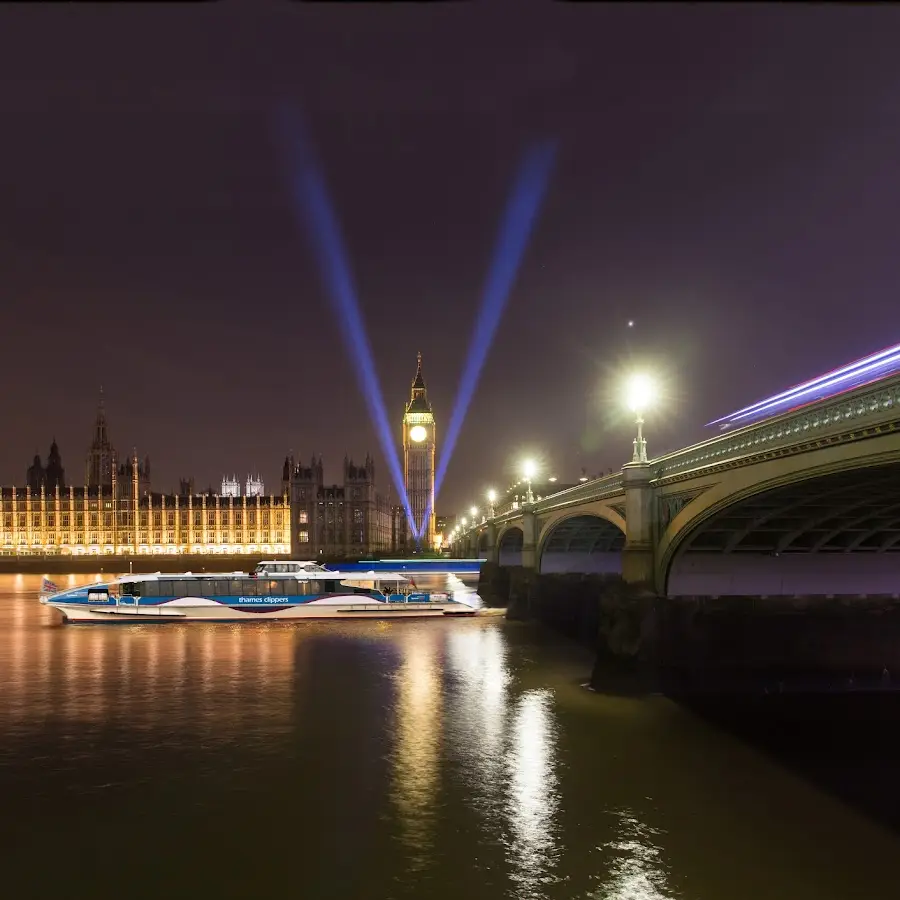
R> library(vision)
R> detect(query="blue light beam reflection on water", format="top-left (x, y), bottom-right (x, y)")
top-left (274, 106), bottom-right (417, 535)
top-left (421, 141), bottom-right (557, 538)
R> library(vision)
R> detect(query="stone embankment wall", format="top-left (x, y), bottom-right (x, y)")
top-left (477, 562), bottom-right (900, 691)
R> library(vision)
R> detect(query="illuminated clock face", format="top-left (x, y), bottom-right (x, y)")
top-left (409, 425), bottom-right (428, 443)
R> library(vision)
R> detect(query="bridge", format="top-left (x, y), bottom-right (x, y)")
top-left (454, 372), bottom-right (900, 597)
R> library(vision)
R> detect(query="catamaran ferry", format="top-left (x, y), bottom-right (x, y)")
top-left (39, 561), bottom-right (478, 624)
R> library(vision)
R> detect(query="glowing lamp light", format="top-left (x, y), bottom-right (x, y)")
top-left (487, 489), bottom-right (497, 503)
top-left (409, 425), bottom-right (427, 443)
top-left (461, 517), bottom-right (468, 527)
top-left (625, 373), bottom-right (655, 463)
top-left (625, 373), bottom-right (655, 414)
top-left (470, 506), bottom-right (478, 518)
top-left (522, 459), bottom-right (537, 480)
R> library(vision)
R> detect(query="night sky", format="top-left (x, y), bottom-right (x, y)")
top-left (3, 5), bottom-right (900, 513)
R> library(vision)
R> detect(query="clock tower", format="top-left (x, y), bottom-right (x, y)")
top-left (403, 352), bottom-right (436, 548)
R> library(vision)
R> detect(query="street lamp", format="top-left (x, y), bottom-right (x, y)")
top-left (625, 373), bottom-right (656, 463)
top-left (487, 489), bottom-right (497, 518)
top-left (470, 506), bottom-right (478, 522)
top-left (522, 459), bottom-right (536, 503)
top-left (461, 516), bottom-right (468, 528)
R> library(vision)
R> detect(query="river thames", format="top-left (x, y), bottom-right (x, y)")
top-left (1, 573), bottom-right (898, 899)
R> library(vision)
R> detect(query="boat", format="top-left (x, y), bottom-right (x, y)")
top-left (38, 565), bottom-right (479, 623)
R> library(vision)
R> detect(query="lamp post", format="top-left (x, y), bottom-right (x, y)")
top-left (487, 489), bottom-right (497, 518)
top-left (625, 373), bottom-right (655, 464)
top-left (470, 506), bottom-right (478, 524)
top-left (522, 460), bottom-right (536, 503)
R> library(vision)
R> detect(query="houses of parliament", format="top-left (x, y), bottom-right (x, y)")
top-left (0, 356), bottom-right (439, 559)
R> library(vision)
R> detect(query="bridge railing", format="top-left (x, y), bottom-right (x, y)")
top-left (651, 372), bottom-right (900, 481)
top-left (533, 472), bottom-right (624, 512)
top-left (484, 473), bottom-right (625, 526)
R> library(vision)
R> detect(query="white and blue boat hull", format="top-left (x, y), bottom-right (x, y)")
top-left (43, 596), bottom-right (475, 623)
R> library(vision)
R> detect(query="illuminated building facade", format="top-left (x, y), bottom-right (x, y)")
top-left (221, 474), bottom-right (265, 497)
top-left (434, 515), bottom-right (456, 552)
top-left (403, 352), bottom-right (436, 548)
top-left (283, 454), bottom-right (394, 558)
top-left (1, 399), bottom-right (289, 556)
top-left (4, 358), bottom-right (442, 558)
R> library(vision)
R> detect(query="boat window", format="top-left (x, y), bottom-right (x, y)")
top-left (283, 580), bottom-right (300, 596)
top-left (241, 579), bottom-right (258, 596)
top-left (157, 581), bottom-right (172, 596)
top-left (263, 579), bottom-right (284, 596)
top-left (170, 580), bottom-right (188, 597)
top-left (227, 579), bottom-right (242, 596)
top-left (121, 582), bottom-right (134, 596)
top-left (143, 581), bottom-right (159, 597)
top-left (185, 581), bottom-right (203, 597)
top-left (87, 589), bottom-right (109, 603)
top-left (306, 580), bottom-right (324, 595)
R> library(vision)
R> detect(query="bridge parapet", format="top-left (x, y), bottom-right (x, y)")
top-left (533, 473), bottom-right (624, 512)
top-left (653, 374), bottom-right (900, 483)
top-left (487, 473), bottom-right (625, 528)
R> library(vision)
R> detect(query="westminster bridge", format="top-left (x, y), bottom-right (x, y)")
top-left (454, 371), bottom-right (900, 600)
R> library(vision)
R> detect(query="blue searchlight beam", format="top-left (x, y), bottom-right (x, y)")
top-left (275, 107), bottom-right (417, 536)
top-left (421, 140), bottom-right (557, 537)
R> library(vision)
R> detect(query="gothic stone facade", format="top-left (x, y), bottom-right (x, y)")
top-left (283, 454), bottom-right (393, 559)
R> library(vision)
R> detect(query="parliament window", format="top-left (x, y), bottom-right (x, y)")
top-left (299, 530), bottom-right (309, 543)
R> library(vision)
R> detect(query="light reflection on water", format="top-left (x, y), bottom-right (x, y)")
top-left (390, 628), bottom-right (442, 868)
top-left (596, 812), bottom-right (673, 900)
top-left (1, 573), bottom-right (900, 899)
top-left (507, 689), bottom-right (561, 898)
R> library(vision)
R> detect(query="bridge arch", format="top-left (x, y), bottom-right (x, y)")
top-left (538, 509), bottom-right (626, 574)
top-left (660, 448), bottom-right (900, 596)
top-left (497, 525), bottom-right (524, 566)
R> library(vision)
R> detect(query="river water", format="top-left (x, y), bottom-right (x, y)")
top-left (1, 573), bottom-right (898, 899)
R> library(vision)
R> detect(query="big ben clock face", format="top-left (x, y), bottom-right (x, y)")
top-left (409, 425), bottom-right (428, 443)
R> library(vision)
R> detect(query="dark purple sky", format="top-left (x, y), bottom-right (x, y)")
top-left (2, 5), bottom-right (900, 512)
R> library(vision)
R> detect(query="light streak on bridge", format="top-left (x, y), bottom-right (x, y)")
top-left (709, 340), bottom-right (900, 430)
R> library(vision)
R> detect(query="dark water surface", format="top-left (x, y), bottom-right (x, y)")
top-left (1, 573), bottom-right (898, 899)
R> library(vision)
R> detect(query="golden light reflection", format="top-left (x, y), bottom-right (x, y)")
top-left (0, 574), bottom-right (296, 737)
top-left (593, 811), bottom-right (674, 900)
top-left (506, 689), bottom-right (560, 898)
top-left (390, 629), bottom-right (442, 868)
top-left (447, 625), bottom-right (510, 771)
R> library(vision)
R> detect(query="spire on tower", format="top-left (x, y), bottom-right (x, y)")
top-left (406, 351), bottom-right (431, 413)
top-left (412, 351), bottom-right (425, 390)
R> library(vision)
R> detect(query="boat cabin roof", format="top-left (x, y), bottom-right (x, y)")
top-left (108, 570), bottom-right (409, 584)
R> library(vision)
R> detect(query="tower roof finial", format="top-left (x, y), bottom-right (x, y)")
top-left (412, 351), bottom-right (426, 391)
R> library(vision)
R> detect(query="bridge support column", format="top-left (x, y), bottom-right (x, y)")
top-left (482, 522), bottom-right (498, 564)
top-left (520, 507), bottom-right (538, 569)
top-left (621, 462), bottom-right (656, 586)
